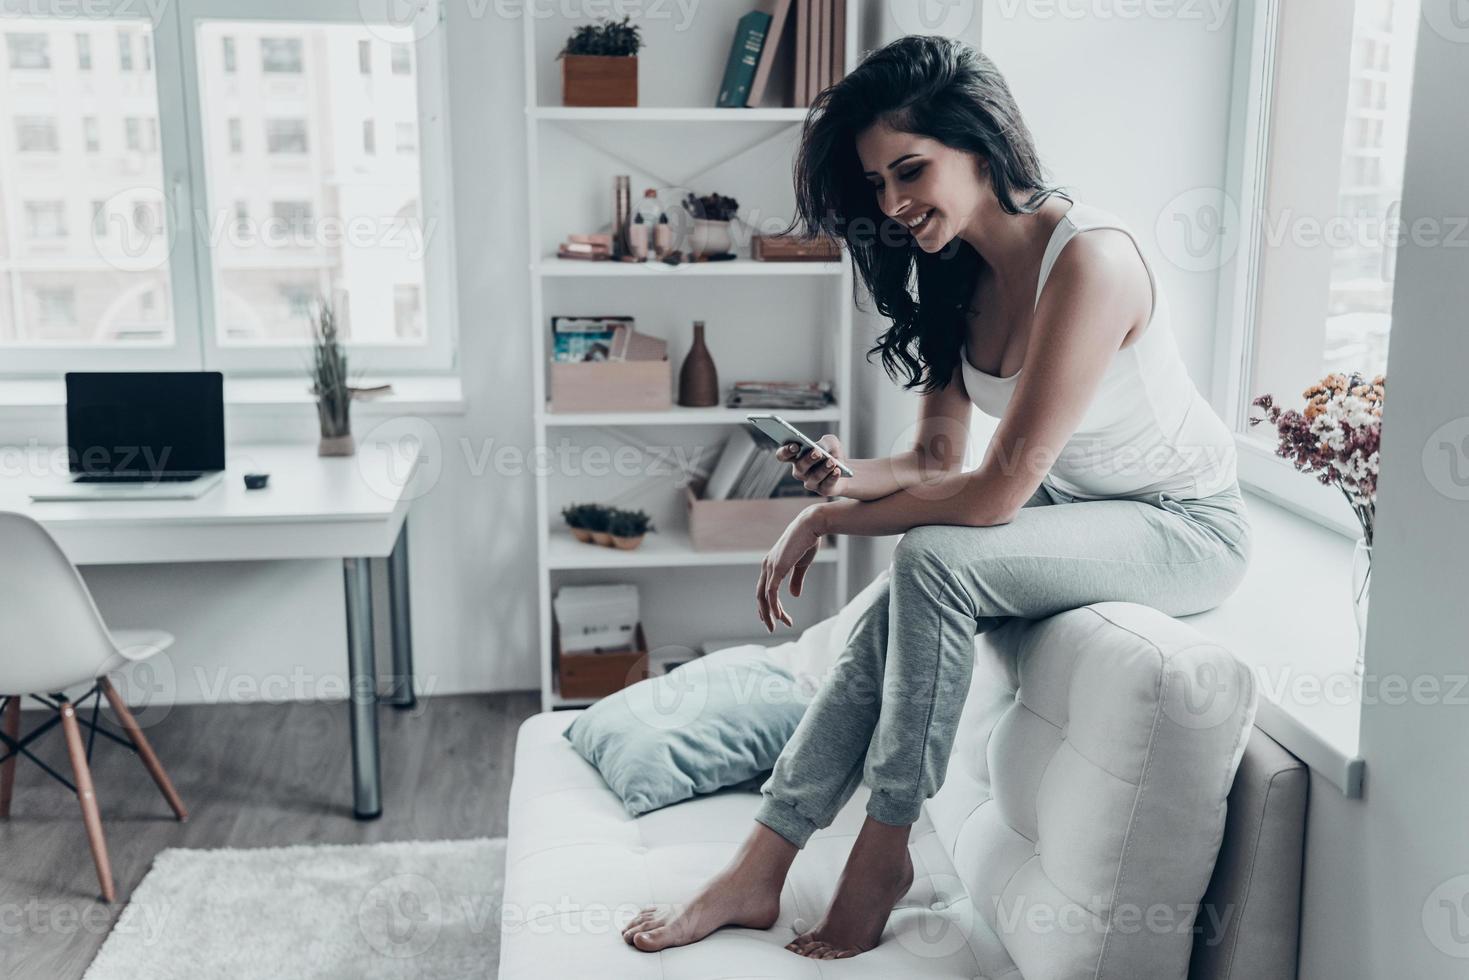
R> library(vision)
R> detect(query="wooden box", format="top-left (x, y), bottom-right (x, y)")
top-left (555, 619), bottom-right (650, 700)
top-left (561, 54), bottom-right (638, 108)
top-left (685, 478), bottom-right (822, 552)
top-left (548, 359), bottom-right (671, 413)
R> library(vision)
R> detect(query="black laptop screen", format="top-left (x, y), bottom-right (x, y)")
top-left (66, 372), bottom-right (226, 477)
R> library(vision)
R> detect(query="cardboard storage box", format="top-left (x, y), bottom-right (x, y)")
top-left (548, 360), bottom-right (671, 413)
top-left (554, 619), bottom-right (650, 700)
top-left (684, 478), bottom-right (826, 552)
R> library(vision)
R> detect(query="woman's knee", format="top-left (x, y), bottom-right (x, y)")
top-left (891, 524), bottom-right (954, 578)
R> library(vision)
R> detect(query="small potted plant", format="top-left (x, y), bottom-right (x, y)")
top-left (583, 503), bottom-right (614, 545)
top-left (561, 503), bottom-right (596, 543)
top-left (558, 16), bottom-right (642, 108)
top-left (607, 508), bottom-right (656, 550)
top-left (310, 300), bottom-right (355, 457)
top-left (682, 192), bottom-right (739, 258)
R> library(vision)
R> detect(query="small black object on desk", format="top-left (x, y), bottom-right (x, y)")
top-left (243, 473), bottom-right (270, 490)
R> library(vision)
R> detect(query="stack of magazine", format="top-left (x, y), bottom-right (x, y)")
top-left (551, 316), bottom-right (667, 363)
top-left (725, 380), bottom-right (834, 410)
top-left (701, 425), bottom-right (812, 501)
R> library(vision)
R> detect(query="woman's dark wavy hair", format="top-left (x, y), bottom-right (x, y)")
top-left (791, 35), bottom-right (1064, 393)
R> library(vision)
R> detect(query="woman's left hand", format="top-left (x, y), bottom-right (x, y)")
top-left (756, 506), bottom-right (826, 632)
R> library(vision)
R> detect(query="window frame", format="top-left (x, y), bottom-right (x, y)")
top-left (174, 0), bottom-right (458, 374)
top-left (1211, 0), bottom-right (1375, 539)
top-left (0, 0), bottom-right (458, 377)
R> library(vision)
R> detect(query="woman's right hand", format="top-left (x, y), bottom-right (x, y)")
top-left (777, 434), bottom-right (851, 497)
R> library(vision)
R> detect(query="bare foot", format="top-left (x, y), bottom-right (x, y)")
top-left (622, 824), bottom-right (796, 953)
top-left (785, 817), bottom-right (915, 959)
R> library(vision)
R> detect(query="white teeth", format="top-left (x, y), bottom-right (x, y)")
top-left (906, 209), bottom-right (933, 230)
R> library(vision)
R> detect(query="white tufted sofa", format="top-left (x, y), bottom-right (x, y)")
top-left (499, 570), bottom-right (1308, 979)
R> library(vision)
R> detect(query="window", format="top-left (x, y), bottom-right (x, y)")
top-left (265, 118), bottom-right (308, 154)
top-left (6, 33), bottom-right (51, 69)
top-left (394, 285), bottom-right (422, 338)
top-left (1, 3), bottom-right (451, 372)
top-left (270, 200), bottom-right (314, 237)
top-left (15, 116), bottom-right (60, 153)
top-left (1215, 0), bottom-right (1420, 531)
top-left (391, 42), bottom-right (411, 75)
top-left (395, 121), bottom-right (416, 154)
top-left (25, 201), bottom-right (67, 239)
top-left (0, 14), bottom-right (177, 356)
top-left (260, 37), bottom-right (303, 73)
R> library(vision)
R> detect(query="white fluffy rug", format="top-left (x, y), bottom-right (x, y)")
top-left (84, 838), bottom-right (507, 980)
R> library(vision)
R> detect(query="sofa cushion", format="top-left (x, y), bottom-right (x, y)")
top-left (563, 648), bottom-right (810, 816)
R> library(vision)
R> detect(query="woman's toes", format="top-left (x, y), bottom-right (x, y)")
top-left (631, 924), bottom-right (678, 952)
top-left (622, 910), bottom-right (657, 944)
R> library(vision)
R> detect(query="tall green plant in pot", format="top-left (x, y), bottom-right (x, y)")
top-left (311, 301), bottom-right (355, 457)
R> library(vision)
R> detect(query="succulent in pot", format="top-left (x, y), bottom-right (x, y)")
top-left (607, 508), bottom-right (656, 550)
top-left (558, 16), bottom-right (643, 107)
top-left (561, 503), bottom-right (598, 543)
top-left (582, 503), bottom-right (614, 545)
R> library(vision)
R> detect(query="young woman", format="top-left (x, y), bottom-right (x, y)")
top-left (622, 34), bottom-right (1251, 960)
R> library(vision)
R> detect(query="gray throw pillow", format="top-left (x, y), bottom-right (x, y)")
top-left (563, 647), bottom-right (809, 816)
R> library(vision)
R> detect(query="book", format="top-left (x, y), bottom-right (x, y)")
top-left (703, 426), bottom-right (763, 501)
top-left (717, 10), bottom-right (773, 108)
top-left (747, 0), bottom-right (795, 107)
top-left (795, 0), bottom-right (808, 105)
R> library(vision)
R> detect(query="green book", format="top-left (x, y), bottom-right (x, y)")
top-left (717, 10), bottom-right (773, 108)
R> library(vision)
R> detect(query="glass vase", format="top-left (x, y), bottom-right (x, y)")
top-left (1351, 536), bottom-right (1372, 680)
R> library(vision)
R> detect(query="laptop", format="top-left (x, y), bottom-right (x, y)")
top-left (29, 372), bottom-right (227, 502)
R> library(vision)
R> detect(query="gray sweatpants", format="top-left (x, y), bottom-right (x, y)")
top-left (754, 479), bottom-right (1253, 848)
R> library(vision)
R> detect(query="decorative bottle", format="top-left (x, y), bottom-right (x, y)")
top-left (678, 321), bottom-right (719, 407)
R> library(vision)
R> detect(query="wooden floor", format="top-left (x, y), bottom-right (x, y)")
top-left (0, 692), bottom-right (540, 980)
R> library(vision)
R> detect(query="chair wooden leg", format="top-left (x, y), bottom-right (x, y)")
top-left (59, 701), bottom-right (115, 903)
top-left (1, 696), bottom-right (18, 819)
top-left (99, 677), bottom-right (188, 822)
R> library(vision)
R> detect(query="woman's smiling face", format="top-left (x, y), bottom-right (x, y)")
top-left (855, 120), bottom-right (988, 253)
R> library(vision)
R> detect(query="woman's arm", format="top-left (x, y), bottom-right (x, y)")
top-left (782, 360), bottom-right (975, 501)
top-left (808, 230), bottom-right (1151, 539)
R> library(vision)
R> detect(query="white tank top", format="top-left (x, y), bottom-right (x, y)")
top-left (959, 198), bottom-right (1238, 500)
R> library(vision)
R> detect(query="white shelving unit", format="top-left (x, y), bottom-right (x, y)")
top-left (523, 4), bottom-right (860, 710)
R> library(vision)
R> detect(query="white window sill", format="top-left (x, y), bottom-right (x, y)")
top-left (0, 376), bottom-right (466, 418)
top-left (1179, 488), bottom-right (1365, 797)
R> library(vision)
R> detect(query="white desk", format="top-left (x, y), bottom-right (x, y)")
top-left (0, 442), bottom-right (423, 820)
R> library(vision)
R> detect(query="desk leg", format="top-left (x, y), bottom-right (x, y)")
top-left (343, 557), bottom-right (382, 821)
top-left (387, 522), bottom-right (417, 710)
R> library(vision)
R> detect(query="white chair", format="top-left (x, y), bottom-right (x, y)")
top-left (0, 511), bottom-right (187, 903)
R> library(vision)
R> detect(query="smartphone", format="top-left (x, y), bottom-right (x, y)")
top-left (744, 413), bottom-right (855, 478)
